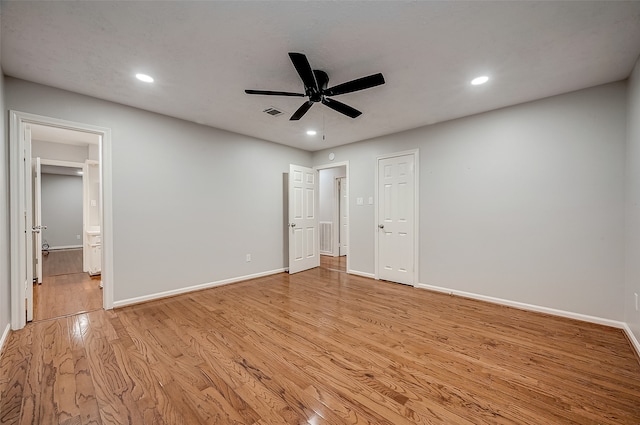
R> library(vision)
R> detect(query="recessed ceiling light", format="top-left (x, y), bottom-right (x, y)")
top-left (136, 73), bottom-right (154, 83)
top-left (471, 76), bottom-right (489, 86)
top-left (306, 130), bottom-right (317, 136)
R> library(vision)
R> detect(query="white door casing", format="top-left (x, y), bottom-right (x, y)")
top-left (10, 111), bottom-right (113, 330)
top-left (376, 151), bottom-right (418, 285)
top-left (288, 164), bottom-right (320, 274)
top-left (34, 157), bottom-right (43, 284)
top-left (339, 177), bottom-right (348, 257)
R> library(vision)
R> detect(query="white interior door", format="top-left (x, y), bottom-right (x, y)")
top-left (377, 153), bottom-right (416, 285)
top-left (338, 177), bottom-right (348, 256)
top-left (289, 164), bottom-right (319, 274)
top-left (23, 125), bottom-right (34, 321)
top-left (34, 157), bottom-right (43, 284)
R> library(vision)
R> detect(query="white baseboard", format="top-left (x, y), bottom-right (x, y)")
top-left (415, 283), bottom-right (625, 329)
top-left (113, 268), bottom-right (286, 308)
top-left (0, 323), bottom-right (11, 355)
top-left (622, 323), bottom-right (640, 359)
top-left (48, 245), bottom-right (83, 250)
top-left (348, 270), bottom-right (375, 279)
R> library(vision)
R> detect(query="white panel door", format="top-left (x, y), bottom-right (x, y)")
top-left (377, 153), bottom-right (415, 285)
top-left (23, 125), bottom-right (34, 321)
top-left (34, 157), bottom-right (43, 284)
top-left (338, 177), bottom-right (348, 256)
top-left (289, 164), bottom-right (319, 274)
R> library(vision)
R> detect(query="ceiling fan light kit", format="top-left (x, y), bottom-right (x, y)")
top-left (245, 52), bottom-right (385, 121)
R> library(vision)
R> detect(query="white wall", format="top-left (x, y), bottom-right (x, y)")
top-left (313, 82), bottom-right (627, 321)
top-left (625, 57), bottom-right (640, 343)
top-left (41, 173), bottom-right (83, 249)
top-left (3, 76), bottom-right (631, 326)
top-left (5, 78), bottom-right (312, 304)
top-left (0, 29), bottom-right (12, 342)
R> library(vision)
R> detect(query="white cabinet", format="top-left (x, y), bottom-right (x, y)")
top-left (87, 231), bottom-right (101, 275)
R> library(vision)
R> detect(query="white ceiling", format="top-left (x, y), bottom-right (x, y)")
top-left (2, 1), bottom-right (640, 152)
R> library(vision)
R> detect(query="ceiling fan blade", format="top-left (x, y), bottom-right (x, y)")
top-left (290, 101), bottom-right (314, 120)
top-left (324, 73), bottom-right (385, 96)
top-left (322, 97), bottom-right (362, 119)
top-left (288, 52), bottom-right (319, 92)
top-left (245, 89), bottom-right (305, 97)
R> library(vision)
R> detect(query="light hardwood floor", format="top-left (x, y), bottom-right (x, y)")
top-left (1, 266), bottom-right (639, 424)
top-left (35, 249), bottom-right (103, 322)
top-left (43, 249), bottom-right (84, 277)
top-left (34, 273), bottom-right (103, 322)
top-left (320, 255), bottom-right (346, 272)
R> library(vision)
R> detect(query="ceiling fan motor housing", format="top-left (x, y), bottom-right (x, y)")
top-left (310, 70), bottom-right (329, 102)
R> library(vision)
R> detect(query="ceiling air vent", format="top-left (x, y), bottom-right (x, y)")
top-left (263, 107), bottom-right (284, 117)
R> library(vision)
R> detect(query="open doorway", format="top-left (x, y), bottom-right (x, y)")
top-left (318, 163), bottom-right (348, 273)
top-left (10, 111), bottom-right (112, 330)
top-left (30, 125), bottom-right (103, 321)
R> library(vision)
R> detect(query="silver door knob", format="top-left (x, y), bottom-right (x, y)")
top-left (378, 224), bottom-right (384, 229)
top-left (290, 223), bottom-right (296, 227)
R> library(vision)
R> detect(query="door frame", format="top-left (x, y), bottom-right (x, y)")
top-left (333, 177), bottom-right (340, 256)
top-left (335, 176), bottom-right (348, 257)
top-left (374, 149), bottom-right (419, 286)
top-left (315, 161), bottom-right (350, 272)
top-left (34, 157), bottom-right (42, 285)
top-left (82, 159), bottom-right (100, 273)
top-left (9, 111), bottom-right (114, 330)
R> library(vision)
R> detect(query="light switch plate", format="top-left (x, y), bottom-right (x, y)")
top-left (356, 197), bottom-right (364, 205)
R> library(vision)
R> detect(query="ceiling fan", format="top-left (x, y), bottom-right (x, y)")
top-left (245, 52), bottom-right (385, 121)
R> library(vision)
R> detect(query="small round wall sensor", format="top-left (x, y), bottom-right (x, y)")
top-left (329, 152), bottom-right (335, 161)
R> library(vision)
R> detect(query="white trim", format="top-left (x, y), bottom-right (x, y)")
top-left (39, 159), bottom-right (85, 168)
top-left (0, 324), bottom-right (11, 355)
top-left (375, 149), bottom-right (420, 285)
top-left (333, 178), bottom-right (340, 256)
top-left (348, 270), bottom-right (375, 279)
top-left (113, 268), bottom-right (286, 308)
top-left (9, 111), bottom-right (114, 330)
top-left (622, 323), bottom-right (640, 359)
top-left (10, 112), bottom-right (26, 329)
top-left (314, 161), bottom-right (350, 272)
top-left (315, 160), bottom-right (349, 170)
top-left (48, 245), bottom-right (83, 250)
top-left (416, 282), bottom-right (625, 328)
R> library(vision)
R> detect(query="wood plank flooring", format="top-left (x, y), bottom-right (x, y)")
top-left (33, 272), bottom-right (103, 322)
top-left (43, 249), bottom-right (83, 277)
top-left (320, 255), bottom-right (346, 272)
top-left (2, 267), bottom-right (640, 424)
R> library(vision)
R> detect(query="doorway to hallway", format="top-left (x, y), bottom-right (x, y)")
top-left (318, 162), bottom-right (349, 272)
